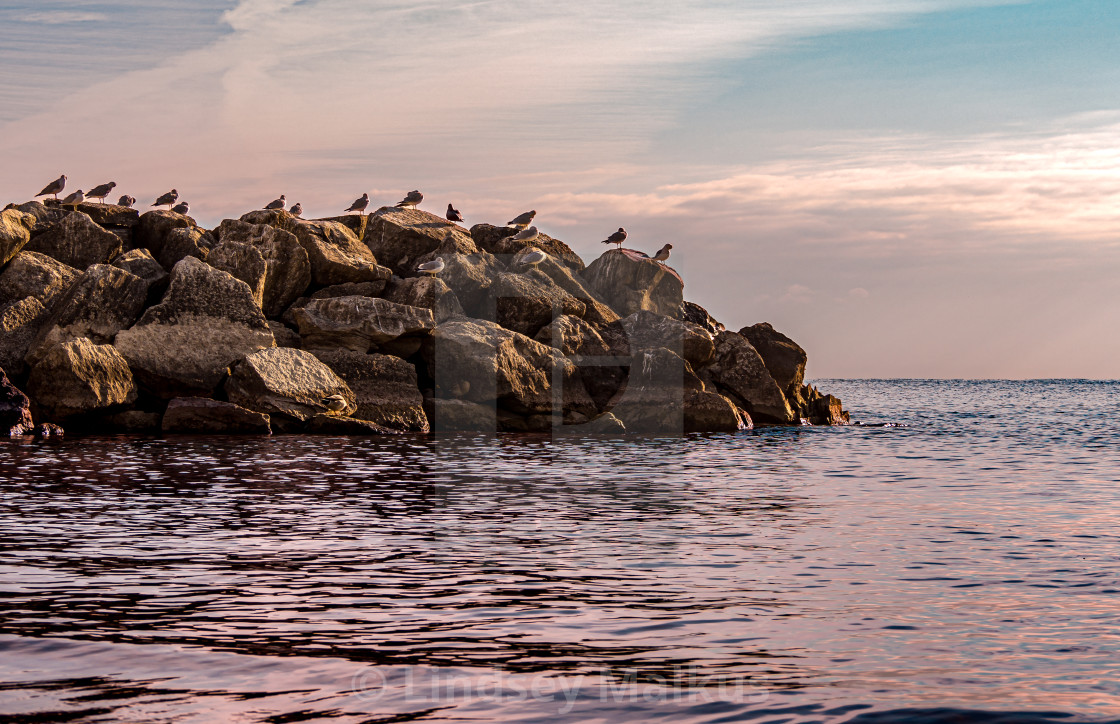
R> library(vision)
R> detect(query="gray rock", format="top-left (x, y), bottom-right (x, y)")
top-left (381, 276), bottom-right (463, 322)
top-left (309, 281), bottom-right (386, 300)
top-left (739, 322), bottom-right (807, 396)
top-left (225, 347), bottom-right (353, 423)
top-left (23, 211), bottom-right (123, 270)
top-left (699, 332), bottom-right (795, 424)
top-left (286, 218), bottom-right (390, 287)
top-left (310, 349), bottom-right (429, 432)
top-left (211, 219), bottom-right (311, 316)
top-left (294, 296), bottom-right (435, 355)
top-left (683, 390), bottom-right (751, 433)
top-left (515, 254), bottom-right (618, 328)
top-left (162, 397), bottom-right (272, 435)
top-left (5, 201), bottom-right (67, 234)
top-left (365, 206), bottom-right (475, 276)
top-left (0, 252), bottom-right (80, 309)
top-left (26, 264), bottom-right (148, 366)
top-left (27, 338), bottom-right (137, 422)
top-left (114, 257), bottom-right (275, 397)
top-left (135, 210), bottom-right (210, 270)
top-left (411, 241), bottom-right (506, 318)
top-left (581, 248), bottom-right (684, 318)
top-left (268, 321), bottom-right (301, 348)
top-left (534, 314), bottom-right (612, 357)
top-left (0, 297), bottom-right (50, 378)
top-left (0, 208), bottom-right (35, 267)
top-left (618, 310), bottom-right (715, 367)
top-left (110, 248), bottom-right (168, 302)
top-left (99, 410), bottom-right (162, 433)
top-left (490, 269), bottom-right (586, 338)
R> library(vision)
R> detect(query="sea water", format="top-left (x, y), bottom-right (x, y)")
top-left (0, 380), bottom-right (1117, 723)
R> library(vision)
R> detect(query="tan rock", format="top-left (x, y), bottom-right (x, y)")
top-left (0, 207), bottom-right (35, 267)
top-left (211, 219), bottom-right (311, 316)
top-left (0, 252), bottom-right (80, 309)
top-left (581, 248), bottom-right (684, 318)
top-left (0, 297), bottom-right (51, 377)
top-left (225, 347), bottom-right (352, 423)
top-left (24, 211), bottom-right (122, 270)
top-left (27, 338), bottom-right (137, 422)
top-left (310, 349), bottom-right (429, 432)
top-left (700, 332), bottom-right (795, 424)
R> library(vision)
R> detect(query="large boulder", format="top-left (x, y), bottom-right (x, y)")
top-left (801, 384), bottom-right (850, 425)
top-left (699, 332), bottom-right (795, 424)
top-left (684, 390), bottom-right (751, 433)
top-left (287, 218), bottom-right (390, 287)
top-left (534, 314), bottom-right (612, 357)
top-left (469, 224), bottom-right (586, 273)
top-left (0, 208), bottom-right (35, 267)
top-left (310, 350), bottom-right (429, 432)
top-left (134, 210), bottom-right (211, 270)
top-left (294, 296), bottom-right (435, 356)
top-left (1, 369), bottom-right (34, 435)
top-left (739, 322), bottom-right (807, 396)
top-left (617, 310), bottom-right (715, 367)
top-left (63, 201), bottom-right (140, 231)
top-left (682, 301), bottom-right (725, 336)
top-left (25, 264), bottom-right (148, 366)
top-left (365, 206), bottom-right (475, 276)
top-left (162, 397), bottom-right (272, 435)
top-left (23, 211), bottom-right (123, 270)
top-left (0, 298), bottom-right (51, 378)
top-left (423, 318), bottom-right (595, 419)
top-left (317, 213), bottom-right (368, 240)
top-left (0, 252), bottom-right (81, 309)
top-left (110, 249), bottom-right (168, 303)
top-left (211, 219), bottom-right (311, 316)
top-left (534, 314), bottom-right (623, 410)
top-left (489, 270), bottom-right (586, 338)
top-left (225, 347), bottom-right (353, 424)
top-left (581, 249), bottom-right (684, 319)
top-left (4, 201), bottom-right (67, 234)
top-left (426, 398), bottom-right (496, 433)
top-left (26, 338), bottom-right (137, 422)
top-left (512, 253), bottom-right (618, 328)
top-left (381, 276), bottom-right (463, 322)
top-left (114, 257), bottom-right (275, 397)
top-left (605, 346), bottom-right (698, 433)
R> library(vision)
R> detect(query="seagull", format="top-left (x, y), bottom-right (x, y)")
top-left (519, 248), bottom-right (547, 266)
top-left (289, 202), bottom-right (302, 217)
top-left (322, 394), bottom-right (348, 413)
top-left (446, 203), bottom-right (463, 223)
top-left (651, 243), bottom-right (672, 262)
top-left (172, 201), bottom-right (190, 215)
top-left (264, 194), bottom-right (286, 210)
top-left (395, 190), bottom-right (423, 208)
top-left (509, 225), bottom-right (539, 243)
top-left (118, 195), bottom-right (136, 208)
top-left (35, 175), bottom-right (66, 200)
top-left (60, 189), bottom-right (85, 209)
top-left (346, 193), bottom-right (369, 214)
top-left (507, 210), bottom-right (536, 229)
top-left (416, 257), bottom-right (445, 276)
top-left (602, 227), bottom-right (627, 248)
top-left (86, 182), bottom-right (117, 204)
top-left (153, 189), bottom-right (178, 208)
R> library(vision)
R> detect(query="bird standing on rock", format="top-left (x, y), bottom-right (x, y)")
top-left (118, 195), bottom-right (136, 208)
top-left (35, 175), bottom-right (66, 200)
top-left (509, 225), bottom-right (539, 243)
top-left (60, 189), bottom-right (85, 209)
top-left (507, 210), bottom-right (536, 229)
top-left (446, 203), bottom-right (463, 223)
top-left (86, 182), bottom-right (117, 204)
top-left (602, 227), bottom-right (627, 248)
top-left (651, 243), bottom-right (672, 262)
top-left (322, 394), bottom-right (348, 413)
top-left (289, 202), bottom-right (303, 217)
top-left (396, 190), bottom-right (423, 208)
top-left (153, 189), bottom-right (178, 208)
top-left (264, 194), bottom-right (286, 210)
top-left (172, 201), bottom-right (190, 215)
top-left (519, 248), bottom-right (547, 267)
top-left (346, 193), bottom-right (369, 214)
top-left (416, 257), bottom-right (445, 276)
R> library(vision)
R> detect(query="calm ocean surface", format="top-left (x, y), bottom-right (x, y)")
top-left (0, 380), bottom-right (1117, 723)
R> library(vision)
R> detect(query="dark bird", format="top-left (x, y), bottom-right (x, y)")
top-left (172, 201), bottom-right (190, 215)
top-left (60, 189), bottom-right (85, 209)
top-left (507, 209), bottom-right (536, 229)
top-left (118, 195), bottom-right (136, 208)
top-left (289, 202), bottom-right (302, 217)
top-left (446, 203), bottom-right (463, 223)
top-left (152, 189), bottom-right (178, 208)
top-left (395, 190), bottom-right (423, 208)
top-left (264, 194), bottom-right (286, 210)
top-left (601, 227), bottom-right (627, 248)
top-left (86, 181), bottom-right (117, 204)
top-left (35, 175), bottom-right (66, 199)
top-left (651, 243), bottom-right (672, 262)
top-left (346, 193), bottom-right (369, 214)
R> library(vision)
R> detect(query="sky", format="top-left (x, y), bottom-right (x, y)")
top-left (1, 0), bottom-right (1118, 379)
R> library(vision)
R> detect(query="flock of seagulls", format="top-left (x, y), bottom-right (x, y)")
top-left (31, 175), bottom-right (675, 276)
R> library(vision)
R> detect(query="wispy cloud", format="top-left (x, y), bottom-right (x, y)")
top-left (16, 11), bottom-right (107, 24)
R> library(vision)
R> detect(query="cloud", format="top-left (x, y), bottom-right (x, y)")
top-left (15, 11), bottom-right (107, 24)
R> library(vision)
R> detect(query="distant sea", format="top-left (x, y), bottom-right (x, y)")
top-left (1, 380), bottom-right (1117, 723)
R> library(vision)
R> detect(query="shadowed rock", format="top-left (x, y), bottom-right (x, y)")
top-left (682, 301), bottom-right (725, 336)
top-left (310, 349), bottom-right (429, 432)
top-left (618, 310), bottom-right (715, 368)
top-left (110, 249), bottom-right (168, 303)
top-left (381, 276), bottom-right (463, 323)
top-left (135, 210), bottom-right (211, 270)
top-left (0, 252), bottom-right (81, 310)
top-left (27, 338), bottom-right (137, 422)
top-left (1, 368), bottom-right (34, 435)
top-left (162, 397), bottom-right (272, 435)
top-left (115, 257), bottom-right (275, 397)
top-left (0, 298), bottom-right (51, 378)
top-left (582, 248), bottom-right (684, 319)
top-left (740, 322), bottom-right (807, 400)
top-left (24, 211), bottom-right (122, 270)
top-left (366, 206), bottom-right (474, 275)
top-left (700, 332), bottom-right (794, 424)
top-left (294, 296), bottom-right (435, 356)
top-left (490, 269), bottom-right (586, 338)
top-left (225, 347), bottom-right (353, 425)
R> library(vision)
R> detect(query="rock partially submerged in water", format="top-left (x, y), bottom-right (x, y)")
top-left (0, 192), bottom-right (851, 436)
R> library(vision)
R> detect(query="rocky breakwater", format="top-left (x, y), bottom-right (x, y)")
top-left (0, 198), bottom-right (849, 437)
